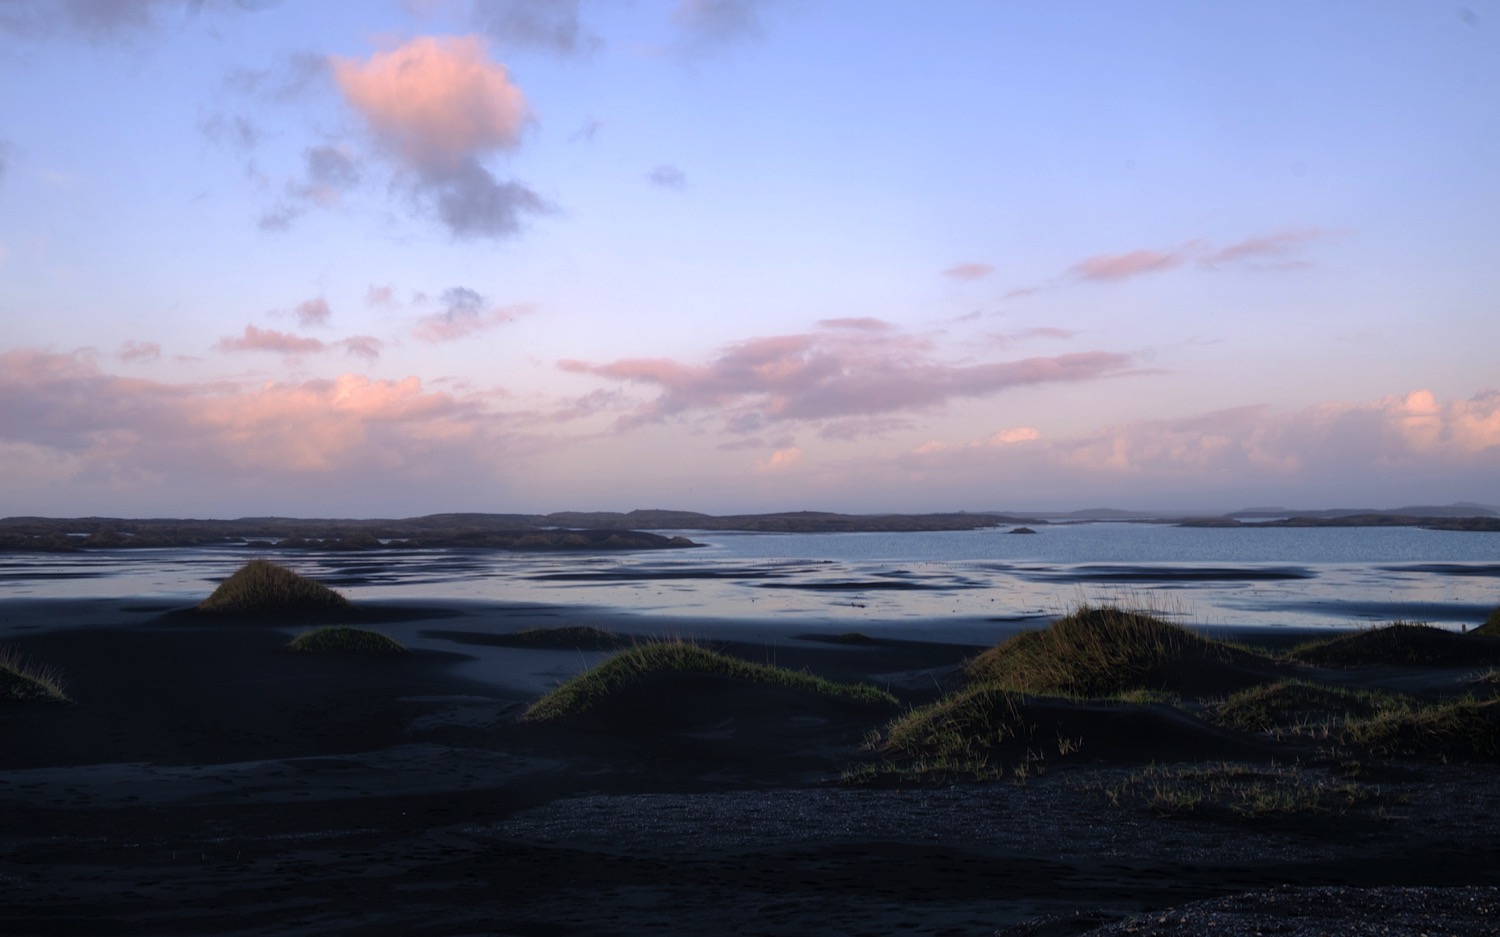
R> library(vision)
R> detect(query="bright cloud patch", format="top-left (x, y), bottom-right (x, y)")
top-left (330, 35), bottom-right (546, 238)
top-left (0, 348), bottom-right (509, 488)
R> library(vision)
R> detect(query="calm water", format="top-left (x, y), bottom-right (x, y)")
top-left (2, 524), bottom-right (1498, 634)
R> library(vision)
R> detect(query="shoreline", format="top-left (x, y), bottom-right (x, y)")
top-left (3, 597), bottom-right (1498, 934)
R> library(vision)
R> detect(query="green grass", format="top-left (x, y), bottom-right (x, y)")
top-left (503, 626), bottom-right (628, 649)
top-left (286, 626), bottom-right (405, 654)
top-left (1339, 697), bottom-right (1500, 761)
top-left (522, 638), bottom-right (897, 722)
top-left (1286, 621), bottom-right (1486, 666)
top-left (197, 559), bottom-right (351, 616)
top-left (1205, 680), bottom-right (1402, 735)
top-left (1098, 762), bottom-right (1373, 818)
top-left (858, 683), bottom-right (1044, 783)
top-left (965, 604), bottom-right (1258, 697)
top-left (1476, 606), bottom-right (1500, 637)
top-left (0, 645), bottom-right (69, 703)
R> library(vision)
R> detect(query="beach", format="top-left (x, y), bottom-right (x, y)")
top-left (3, 594), bottom-right (1500, 936)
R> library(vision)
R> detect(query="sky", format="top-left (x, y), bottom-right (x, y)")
top-left (1, 0), bottom-right (1497, 518)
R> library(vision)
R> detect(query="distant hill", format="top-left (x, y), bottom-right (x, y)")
top-left (0, 509), bottom-right (1039, 552)
top-left (1229, 503), bottom-right (1498, 519)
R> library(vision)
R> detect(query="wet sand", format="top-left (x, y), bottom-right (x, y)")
top-left (2, 598), bottom-right (1498, 935)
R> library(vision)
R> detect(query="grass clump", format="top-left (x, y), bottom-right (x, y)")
top-left (859, 684), bottom-right (1051, 783)
top-left (1475, 606), bottom-right (1500, 637)
top-left (1288, 621), bottom-right (1500, 667)
top-left (1340, 697), bottom-right (1500, 761)
top-left (1099, 762), bottom-right (1373, 818)
top-left (966, 604), bottom-right (1262, 698)
top-left (1205, 680), bottom-right (1401, 736)
top-left (286, 626), bottom-right (405, 655)
top-left (0, 646), bottom-right (69, 703)
top-left (522, 638), bottom-right (897, 722)
top-left (503, 626), bottom-right (628, 650)
top-left (197, 559), bottom-right (351, 616)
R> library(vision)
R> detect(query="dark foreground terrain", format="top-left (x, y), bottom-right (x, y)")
top-left (3, 599), bottom-right (1499, 935)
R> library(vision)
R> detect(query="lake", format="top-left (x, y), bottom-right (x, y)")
top-left (3, 523), bottom-right (1497, 635)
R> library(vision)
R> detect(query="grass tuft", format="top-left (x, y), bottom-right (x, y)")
top-left (1339, 697), bottom-right (1500, 761)
top-left (503, 626), bottom-right (628, 650)
top-left (1287, 621), bottom-right (1500, 667)
top-left (1476, 606), bottom-right (1500, 637)
top-left (197, 559), bottom-right (351, 616)
top-left (0, 645), bottom-right (69, 703)
top-left (522, 638), bottom-right (897, 722)
top-left (864, 683), bottom-right (1035, 782)
top-left (286, 626), bottom-right (405, 655)
top-left (1098, 762), bottom-right (1374, 818)
top-left (1205, 680), bottom-right (1401, 735)
top-left (965, 604), bottom-right (1261, 697)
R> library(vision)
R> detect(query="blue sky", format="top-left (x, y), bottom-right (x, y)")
top-left (1, 1), bottom-right (1497, 517)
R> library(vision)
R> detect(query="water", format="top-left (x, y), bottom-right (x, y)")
top-left (3, 523), bottom-right (1497, 635)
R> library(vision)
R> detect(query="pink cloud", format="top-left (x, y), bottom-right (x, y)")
top-left (1073, 248), bottom-right (1185, 282)
top-left (0, 348), bottom-right (516, 489)
top-left (877, 388), bottom-right (1500, 507)
top-left (943, 262), bottom-right (993, 281)
top-left (215, 325), bottom-right (326, 355)
top-left (331, 35), bottom-right (546, 238)
top-left (559, 322), bottom-right (1136, 435)
top-left (1200, 228), bottom-right (1325, 267)
top-left (816, 317), bottom-right (893, 332)
top-left (366, 284), bottom-right (396, 306)
top-left (755, 446), bottom-right (802, 473)
top-left (296, 297), bottom-right (332, 327)
top-left (331, 35), bottom-right (527, 173)
top-left (117, 340), bottom-right (160, 363)
top-left (413, 287), bottom-right (527, 343)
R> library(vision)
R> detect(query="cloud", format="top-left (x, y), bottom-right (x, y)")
top-left (295, 297), bottom-right (331, 327)
top-left (754, 446), bottom-right (802, 473)
top-left (1069, 229), bottom-right (1332, 283)
top-left (914, 425), bottom-right (1040, 454)
top-left (1199, 228), bottom-right (1327, 269)
top-left (896, 388), bottom-right (1500, 504)
top-left (117, 340), bottom-right (161, 363)
top-left (1073, 248), bottom-right (1186, 282)
top-left (0, 348), bottom-right (519, 500)
top-left (559, 322), bottom-right (1137, 436)
top-left (817, 317), bottom-right (893, 332)
top-left (0, 0), bottom-right (179, 41)
top-left (215, 325), bottom-right (326, 355)
top-left (943, 262), bottom-right (993, 281)
top-left (673, 0), bottom-right (771, 48)
top-left (646, 164), bottom-right (686, 189)
top-left (257, 204), bottom-right (303, 232)
top-left (294, 145), bottom-right (360, 206)
top-left (414, 286), bottom-right (526, 342)
top-left (366, 284), bottom-right (396, 306)
top-left (568, 118), bottom-right (604, 143)
top-left (339, 335), bottom-right (384, 361)
top-left (470, 0), bottom-right (600, 55)
top-left (0, 0), bottom-right (275, 42)
top-left (330, 35), bottom-right (548, 239)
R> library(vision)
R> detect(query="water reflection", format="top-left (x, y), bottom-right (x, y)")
top-left (2, 525), bottom-right (1498, 631)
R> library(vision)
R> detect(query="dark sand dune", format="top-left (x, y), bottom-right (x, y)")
top-left (3, 602), bottom-right (1500, 935)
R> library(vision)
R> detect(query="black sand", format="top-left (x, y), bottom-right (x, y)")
top-left (2, 599), bottom-right (1498, 935)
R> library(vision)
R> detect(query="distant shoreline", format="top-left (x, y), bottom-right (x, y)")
top-left (2, 507), bottom-right (1497, 552)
